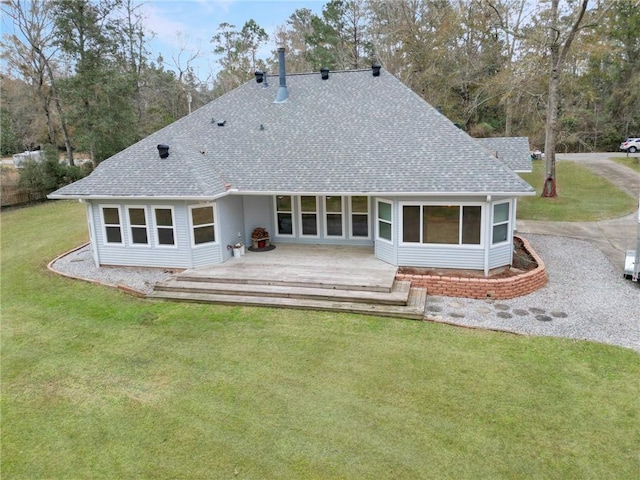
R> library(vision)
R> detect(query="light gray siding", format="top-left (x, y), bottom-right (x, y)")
top-left (243, 195), bottom-right (274, 245)
top-left (218, 195), bottom-right (245, 261)
top-left (188, 202), bottom-right (223, 267)
top-left (90, 200), bottom-right (192, 268)
top-left (397, 245), bottom-right (485, 269)
top-left (489, 242), bottom-right (513, 269)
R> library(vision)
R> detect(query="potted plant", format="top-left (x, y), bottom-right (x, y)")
top-left (251, 227), bottom-right (270, 249)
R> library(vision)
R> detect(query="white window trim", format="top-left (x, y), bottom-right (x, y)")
top-left (274, 195), bottom-right (295, 238)
top-left (188, 203), bottom-right (218, 248)
top-left (125, 205), bottom-right (150, 248)
top-left (298, 195), bottom-right (320, 238)
top-left (398, 201), bottom-right (485, 247)
top-left (376, 198), bottom-right (393, 244)
top-left (491, 201), bottom-right (511, 245)
top-left (99, 204), bottom-right (124, 246)
top-left (152, 205), bottom-right (178, 249)
top-left (324, 196), bottom-right (345, 238)
top-left (349, 196), bottom-right (370, 239)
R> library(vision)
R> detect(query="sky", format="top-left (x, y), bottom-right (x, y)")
top-left (141, 0), bottom-right (326, 81)
top-left (0, 0), bottom-right (326, 83)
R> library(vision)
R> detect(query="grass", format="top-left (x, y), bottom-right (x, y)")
top-left (2, 201), bottom-right (640, 479)
top-left (517, 160), bottom-right (637, 221)
top-left (611, 156), bottom-right (640, 173)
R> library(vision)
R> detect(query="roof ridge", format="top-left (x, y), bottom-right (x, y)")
top-left (264, 68), bottom-right (373, 78)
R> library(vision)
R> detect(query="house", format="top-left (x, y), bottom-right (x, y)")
top-left (49, 49), bottom-right (535, 276)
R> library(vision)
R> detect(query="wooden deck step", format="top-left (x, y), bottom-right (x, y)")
top-left (149, 287), bottom-right (427, 320)
top-left (153, 279), bottom-right (412, 305)
top-left (175, 264), bottom-right (397, 292)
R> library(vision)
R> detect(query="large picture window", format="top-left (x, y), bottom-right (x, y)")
top-left (325, 196), bottom-right (344, 237)
top-left (127, 206), bottom-right (149, 245)
top-left (276, 196), bottom-right (293, 235)
top-left (377, 200), bottom-right (392, 242)
top-left (101, 206), bottom-right (123, 245)
top-left (299, 196), bottom-right (319, 236)
top-left (492, 202), bottom-right (510, 244)
top-left (402, 204), bottom-right (481, 245)
top-left (153, 207), bottom-right (176, 247)
top-left (350, 196), bottom-right (369, 238)
top-left (190, 204), bottom-right (215, 246)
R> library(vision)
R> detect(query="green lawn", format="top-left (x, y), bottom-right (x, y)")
top-left (517, 160), bottom-right (637, 221)
top-left (2, 201), bottom-right (640, 479)
top-left (611, 156), bottom-right (640, 173)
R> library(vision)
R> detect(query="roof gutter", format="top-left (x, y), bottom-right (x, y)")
top-left (223, 190), bottom-right (537, 197)
top-left (47, 193), bottom-right (230, 201)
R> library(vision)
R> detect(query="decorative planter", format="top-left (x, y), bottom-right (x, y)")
top-left (252, 237), bottom-right (270, 249)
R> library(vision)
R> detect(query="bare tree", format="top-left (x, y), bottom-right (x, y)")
top-left (2, 0), bottom-right (74, 164)
top-left (541, 0), bottom-right (589, 197)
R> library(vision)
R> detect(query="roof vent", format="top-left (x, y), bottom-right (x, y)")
top-left (372, 64), bottom-right (381, 77)
top-left (217, 119), bottom-right (226, 126)
top-left (255, 71), bottom-right (264, 83)
top-left (157, 144), bottom-right (169, 159)
top-left (320, 67), bottom-right (329, 80)
top-left (274, 47), bottom-right (288, 103)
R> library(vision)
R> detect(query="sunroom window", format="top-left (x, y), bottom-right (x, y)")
top-left (101, 206), bottom-right (123, 244)
top-left (190, 204), bottom-right (215, 245)
top-left (276, 196), bottom-right (293, 235)
top-left (492, 202), bottom-right (510, 244)
top-left (300, 196), bottom-right (318, 236)
top-left (402, 204), bottom-right (481, 245)
top-left (377, 200), bottom-right (392, 241)
top-left (127, 207), bottom-right (149, 245)
top-left (154, 207), bottom-right (176, 247)
top-left (325, 196), bottom-right (344, 237)
top-left (350, 196), bottom-right (369, 237)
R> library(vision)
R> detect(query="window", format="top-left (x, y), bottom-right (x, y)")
top-left (401, 204), bottom-right (481, 245)
top-left (153, 207), bottom-right (176, 247)
top-left (190, 204), bottom-right (215, 246)
top-left (127, 206), bottom-right (149, 245)
top-left (377, 200), bottom-right (392, 242)
top-left (325, 196), bottom-right (344, 237)
top-left (350, 196), bottom-right (369, 238)
top-left (101, 206), bottom-right (123, 244)
top-left (276, 196), bottom-right (293, 235)
top-left (462, 206), bottom-right (482, 244)
top-left (492, 202), bottom-right (510, 244)
top-left (299, 196), bottom-right (318, 236)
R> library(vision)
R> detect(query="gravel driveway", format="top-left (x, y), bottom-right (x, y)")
top-left (427, 234), bottom-right (640, 352)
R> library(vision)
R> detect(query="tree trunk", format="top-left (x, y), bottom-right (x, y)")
top-left (541, 0), bottom-right (589, 198)
top-left (542, 44), bottom-right (560, 197)
top-left (44, 61), bottom-right (74, 166)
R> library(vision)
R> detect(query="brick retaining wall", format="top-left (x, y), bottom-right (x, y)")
top-left (396, 235), bottom-right (547, 299)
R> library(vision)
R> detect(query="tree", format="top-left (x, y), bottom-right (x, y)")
top-left (1, 0), bottom-right (74, 163)
top-left (541, 0), bottom-right (589, 197)
top-left (52, 0), bottom-right (137, 165)
top-left (211, 20), bottom-right (268, 96)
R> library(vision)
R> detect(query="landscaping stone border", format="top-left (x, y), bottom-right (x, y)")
top-left (396, 235), bottom-right (547, 300)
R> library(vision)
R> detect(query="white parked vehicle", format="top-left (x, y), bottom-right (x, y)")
top-left (620, 138), bottom-right (640, 153)
top-left (12, 150), bottom-right (44, 168)
top-left (623, 198), bottom-right (640, 282)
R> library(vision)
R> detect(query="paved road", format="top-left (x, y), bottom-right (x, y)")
top-left (517, 152), bottom-right (640, 272)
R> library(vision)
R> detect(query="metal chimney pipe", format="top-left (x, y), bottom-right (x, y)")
top-left (275, 47), bottom-right (288, 103)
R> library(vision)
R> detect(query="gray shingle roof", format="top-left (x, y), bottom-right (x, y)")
top-left (50, 68), bottom-right (535, 199)
top-left (476, 136), bottom-right (533, 172)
